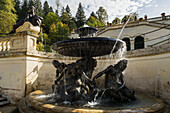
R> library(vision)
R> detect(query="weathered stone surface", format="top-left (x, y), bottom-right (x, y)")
top-left (18, 90), bottom-right (165, 113)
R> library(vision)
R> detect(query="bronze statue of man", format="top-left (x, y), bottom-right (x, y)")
top-left (92, 59), bottom-right (136, 101)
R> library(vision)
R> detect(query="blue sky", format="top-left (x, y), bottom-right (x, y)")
top-left (40, 0), bottom-right (170, 22)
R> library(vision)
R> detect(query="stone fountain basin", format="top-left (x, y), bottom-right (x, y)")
top-left (19, 90), bottom-right (165, 113)
top-left (52, 37), bottom-right (123, 57)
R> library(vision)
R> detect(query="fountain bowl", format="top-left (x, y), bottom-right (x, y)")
top-left (52, 37), bottom-right (123, 57)
top-left (19, 90), bottom-right (165, 113)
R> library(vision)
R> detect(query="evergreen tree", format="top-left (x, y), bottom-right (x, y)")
top-left (14, 0), bottom-right (21, 22)
top-left (68, 18), bottom-right (77, 32)
top-left (20, 0), bottom-right (28, 20)
top-left (35, 0), bottom-right (43, 17)
top-left (0, 0), bottom-right (17, 34)
top-left (60, 7), bottom-right (70, 24)
top-left (66, 5), bottom-right (72, 18)
top-left (55, 9), bottom-right (59, 17)
top-left (96, 6), bottom-right (108, 24)
top-left (49, 6), bottom-right (54, 13)
top-left (90, 11), bottom-right (97, 19)
top-left (28, 0), bottom-right (35, 7)
top-left (75, 3), bottom-right (86, 28)
top-left (43, 1), bottom-right (50, 16)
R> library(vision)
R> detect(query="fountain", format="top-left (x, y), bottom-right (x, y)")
top-left (18, 25), bottom-right (165, 113)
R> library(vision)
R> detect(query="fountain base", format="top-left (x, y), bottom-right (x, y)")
top-left (19, 90), bottom-right (165, 113)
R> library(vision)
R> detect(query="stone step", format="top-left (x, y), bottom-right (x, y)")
top-left (0, 97), bottom-right (7, 102)
top-left (0, 101), bottom-right (10, 107)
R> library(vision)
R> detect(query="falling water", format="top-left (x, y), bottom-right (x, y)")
top-left (110, 13), bottom-right (134, 59)
top-left (52, 85), bottom-right (57, 101)
top-left (94, 89), bottom-right (100, 102)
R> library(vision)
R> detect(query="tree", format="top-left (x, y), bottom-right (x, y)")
top-left (75, 3), bottom-right (86, 28)
top-left (86, 16), bottom-right (104, 27)
top-left (60, 7), bottom-right (70, 24)
top-left (96, 6), bottom-right (108, 24)
top-left (43, 12), bottom-right (58, 33)
top-left (90, 11), bottom-right (97, 19)
top-left (0, 0), bottom-right (17, 34)
top-left (49, 21), bottom-right (69, 44)
top-left (68, 17), bottom-right (77, 32)
top-left (49, 6), bottom-right (54, 13)
top-left (66, 5), bottom-right (72, 18)
top-left (86, 16), bottom-right (97, 27)
top-left (112, 17), bottom-right (120, 24)
top-left (121, 13), bottom-right (138, 23)
top-left (14, 0), bottom-right (21, 22)
top-left (28, 0), bottom-right (35, 7)
top-left (43, 1), bottom-right (50, 17)
top-left (20, 0), bottom-right (28, 20)
top-left (35, 0), bottom-right (43, 17)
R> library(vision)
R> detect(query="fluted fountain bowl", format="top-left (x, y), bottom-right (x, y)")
top-left (52, 37), bottom-right (123, 57)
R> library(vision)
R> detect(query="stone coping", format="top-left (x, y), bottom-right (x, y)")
top-left (19, 90), bottom-right (165, 113)
top-left (0, 31), bottom-right (38, 39)
top-left (0, 43), bottom-right (170, 60)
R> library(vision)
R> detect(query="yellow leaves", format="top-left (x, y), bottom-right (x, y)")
top-left (0, 0), bottom-right (17, 33)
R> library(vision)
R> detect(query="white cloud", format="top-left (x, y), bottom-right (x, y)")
top-left (43, 0), bottom-right (154, 22)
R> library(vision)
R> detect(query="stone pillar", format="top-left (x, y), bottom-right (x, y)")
top-left (130, 38), bottom-right (134, 50)
top-left (10, 31), bottom-right (38, 53)
top-left (0, 22), bottom-right (40, 103)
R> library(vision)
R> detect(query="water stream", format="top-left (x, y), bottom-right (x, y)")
top-left (110, 13), bottom-right (134, 59)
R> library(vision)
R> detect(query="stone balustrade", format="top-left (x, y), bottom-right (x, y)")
top-left (0, 37), bottom-right (10, 52)
top-left (0, 31), bottom-right (38, 57)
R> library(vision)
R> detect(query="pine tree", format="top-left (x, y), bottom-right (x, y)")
top-left (0, 0), bottom-right (17, 34)
top-left (43, 1), bottom-right (50, 17)
top-left (60, 7), bottom-right (70, 24)
top-left (49, 6), bottom-right (54, 13)
top-left (90, 11), bottom-right (97, 19)
top-left (66, 5), bottom-right (72, 18)
top-left (28, 0), bottom-right (35, 7)
top-left (35, 0), bottom-right (43, 17)
top-left (68, 17), bottom-right (77, 32)
top-left (20, 0), bottom-right (28, 20)
top-left (75, 3), bottom-right (86, 28)
top-left (14, 0), bottom-right (21, 22)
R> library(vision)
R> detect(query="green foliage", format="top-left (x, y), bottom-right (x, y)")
top-left (90, 11), bottom-right (97, 19)
top-left (36, 42), bottom-right (44, 51)
top-left (96, 6), bottom-right (108, 24)
top-left (112, 17), bottom-right (120, 24)
top-left (60, 7), bottom-right (70, 24)
top-left (121, 13), bottom-right (138, 23)
top-left (28, 0), bottom-right (35, 7)
top-left (0, 0), bottom-right (17, 34)
top-left (76, 3), bottom-right (86, 28)
top-left (68, 18), bottom-right (77, 32)
top-left (43, 1), bottom-right (50, 16)
top-left (49, 6), bottom-right (54, 13)
top-left (20, 0), bottom-right (28, 21)
top-left (43, 12), bottom-right (58, 33)
top-left (35, 0), bottom-right (43, 17)
top-left (87, 16), bottom-right (105, 27)
top-left (14, 0), bottom-right (21, 22)
top-left (86, 16), bottom-right (97, 27)
top-left (66, 5), bottom-right (72, 18)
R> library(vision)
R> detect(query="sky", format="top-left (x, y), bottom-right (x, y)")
top-left (40, 0), bottom-right (170, 22)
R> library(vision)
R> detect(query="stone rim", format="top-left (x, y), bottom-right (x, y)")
top-left (19, 90), bottom-right (165, 113)
top-left (52, 37), bottom-right (123, 57)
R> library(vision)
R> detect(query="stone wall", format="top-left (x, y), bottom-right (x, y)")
top-left (0, 32), bottom-right (170, 105)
